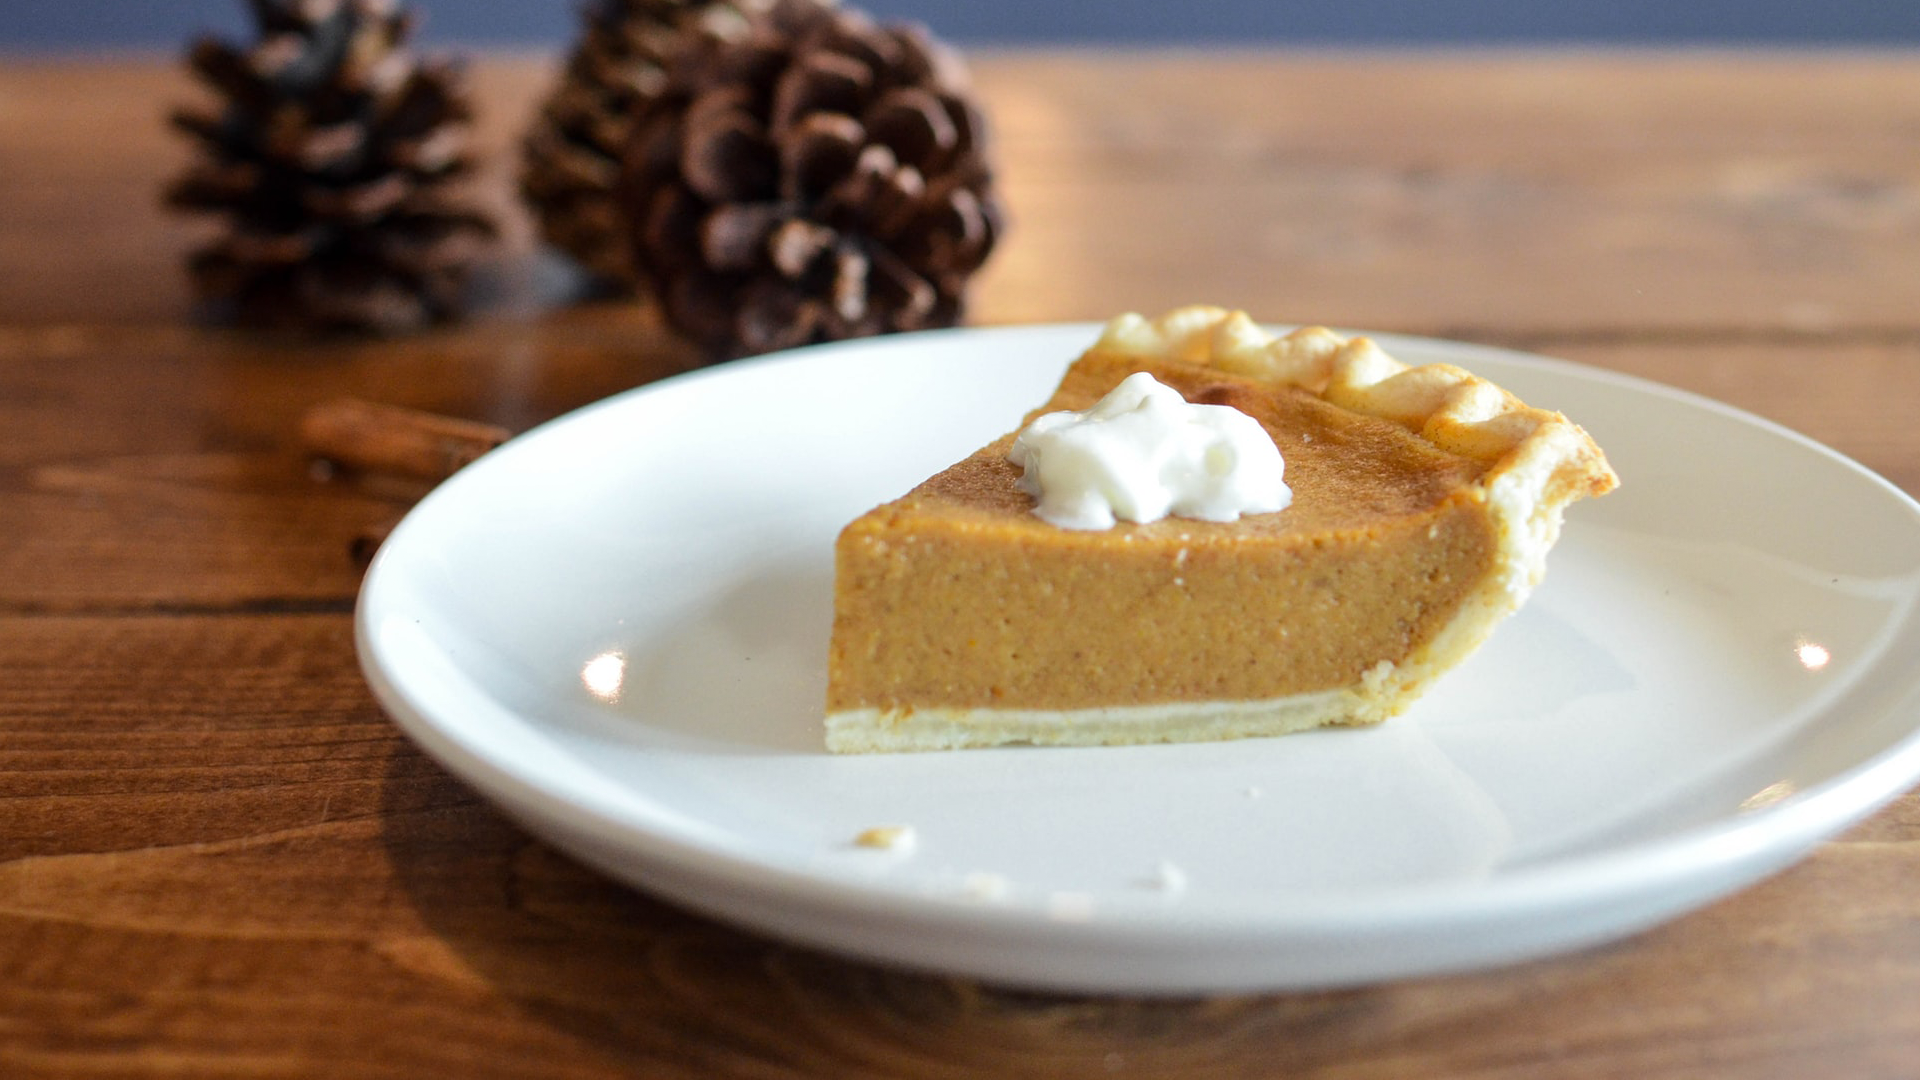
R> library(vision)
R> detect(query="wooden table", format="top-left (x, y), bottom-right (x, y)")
top-left (5, 51), bottom-right (1919, 1077)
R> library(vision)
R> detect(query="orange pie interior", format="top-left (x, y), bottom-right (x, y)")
top-left (825, 306), bottom-right (1617, 753)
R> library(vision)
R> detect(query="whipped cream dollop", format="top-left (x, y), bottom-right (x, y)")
top-left (1008, 372), bottom-right (1292, 530)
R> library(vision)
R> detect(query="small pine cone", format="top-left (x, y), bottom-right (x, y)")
top-left (622, 0), bottom-right (1003, 360)
top-left (165, 0), bottom-right (497, 334)
top-left (521, 0), bottom-right (762, 286)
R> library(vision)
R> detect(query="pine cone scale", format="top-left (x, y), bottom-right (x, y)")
top-left (780, 112), bottom-right (864, 201)
top-left (767, 217), bottom-right (835, 278)
top-left (381, 67), bottom-right (467, 139)
top-left (867, 245), bottom-right (935, 323)
top-left (735, 280), bottom-right (816, 355)
top-left (811, 143), bottom-right (891, 225)
top-left (640, 184), bottom-right (706, 272)
top-left (297, 121), bottom-right (366, 171)
top-left (769, 51), bottom-right (871, 131)
top-left (393, 126), bottom-right (466, 173)
top-left (212, 229), bottom-right (316, 266)
top-left (701, 201), bottom-right (785, 269)
top-left (864, 87), bottom-right (955, 173)
top-left (679, 107), bottom-right (777, 203)
top-left (303, 172), bottom-right (409, 220)
top-left (188, 37), bottom-right (268, 106)
top-left (666, 269), bottom-right (748, 341)
top-left (524, 128), bottom-right (622, 192)
top-left (826, 244), bottom-right (868, 321)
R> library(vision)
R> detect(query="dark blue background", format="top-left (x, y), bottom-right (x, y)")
top-left (6, 0), bottom-right (1920, 50)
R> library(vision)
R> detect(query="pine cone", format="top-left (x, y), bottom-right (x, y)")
top-left (165, 0), bottom-right (496, 334)
top-left (622, 0), bottom-right (1003, 360)
top-left (520, 0), bottom-right (762, 286)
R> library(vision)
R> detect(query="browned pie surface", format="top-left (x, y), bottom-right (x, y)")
top-left (827, 350), bottom-right (1497, 713)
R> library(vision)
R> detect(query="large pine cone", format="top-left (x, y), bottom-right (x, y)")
top-left (166, 0), bottom-right (496, 334)
top-left (623, 0), bottom-right (1003, 360)
top-left (521, 0), bottom-right (761, 286)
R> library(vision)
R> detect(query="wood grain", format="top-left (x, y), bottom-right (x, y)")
top-left (7, 55), bottom-right (1920, 335)
top-left (3, 52), bottom-right (1919, 1079)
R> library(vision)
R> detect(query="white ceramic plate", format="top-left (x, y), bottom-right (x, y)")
top-left (357, 324), bottom-right (1920, 994)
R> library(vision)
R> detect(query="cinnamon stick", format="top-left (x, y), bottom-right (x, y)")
top-left (300, 397), bottom-right (510, 484)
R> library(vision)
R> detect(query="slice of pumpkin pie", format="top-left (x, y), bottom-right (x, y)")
top-left (825, 306), bottom-right (1617, 753)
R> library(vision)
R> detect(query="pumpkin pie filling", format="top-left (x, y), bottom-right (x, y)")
top-left (825, 307), bottom-right (1616, 752)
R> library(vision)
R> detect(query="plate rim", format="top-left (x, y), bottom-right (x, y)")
top-left (355, 321), bottom-right (1920, 985)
